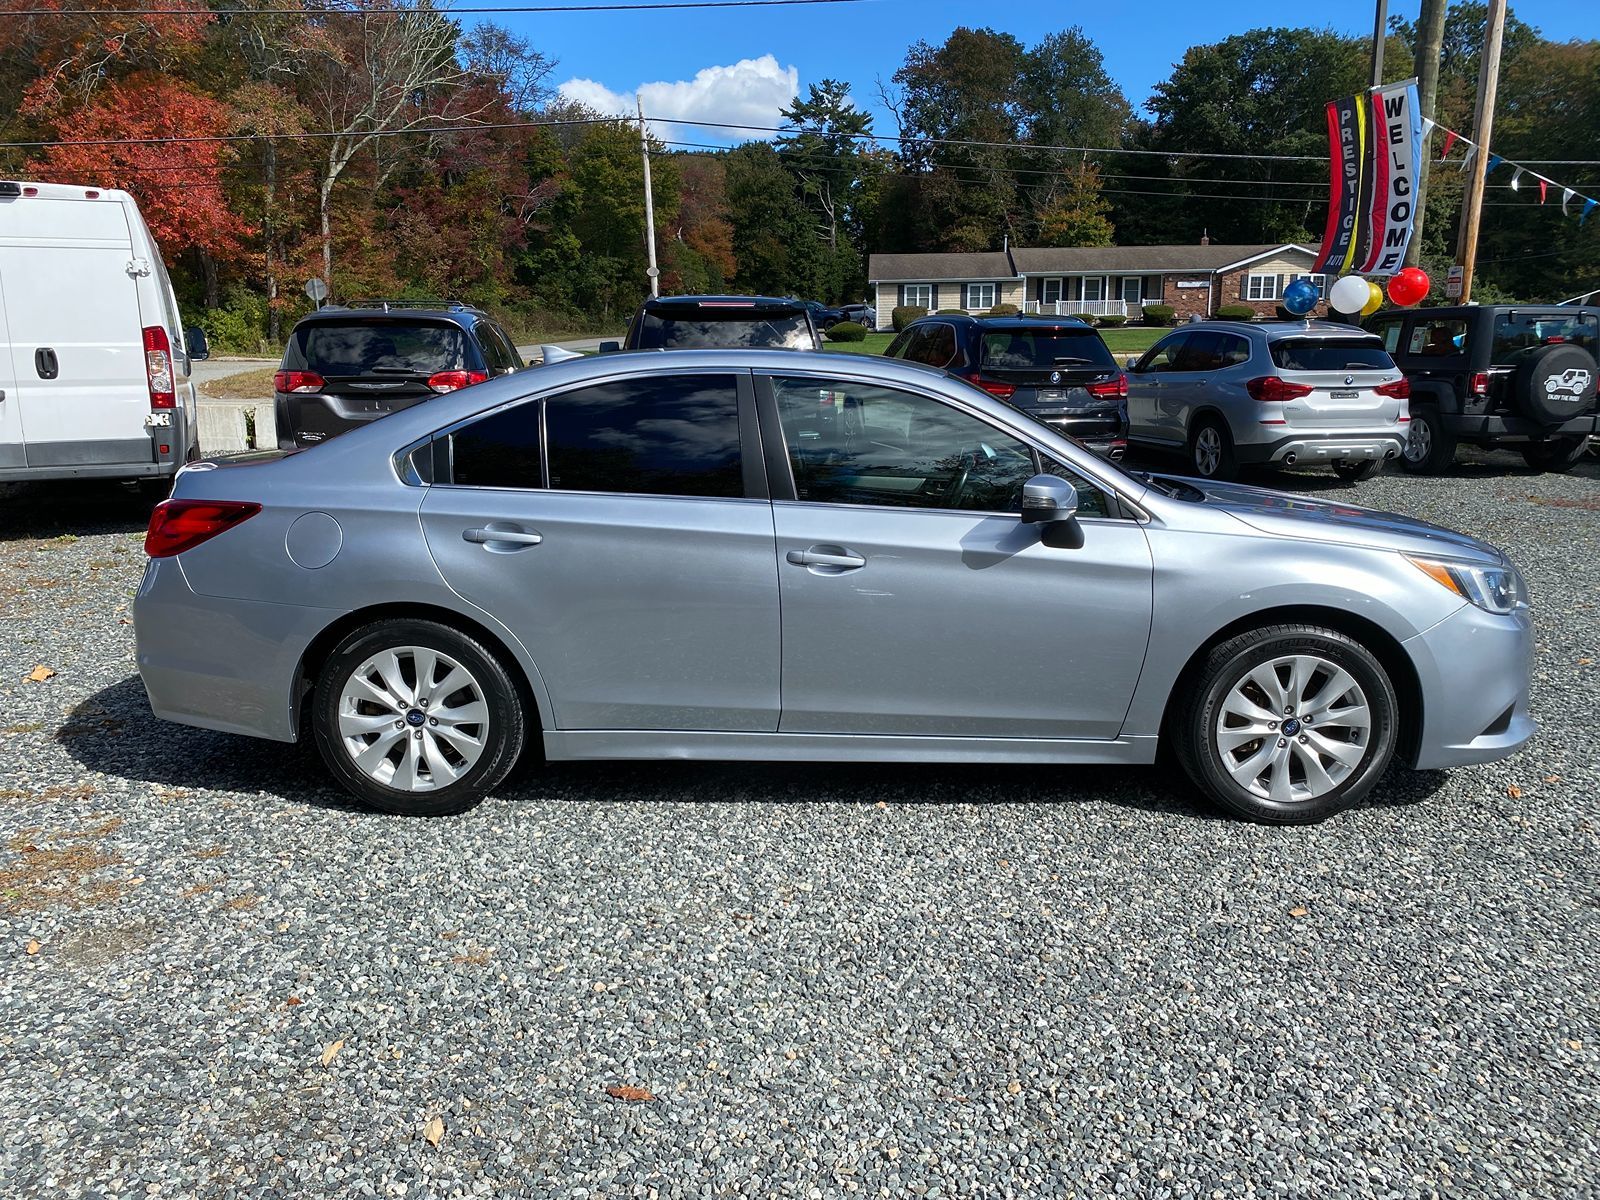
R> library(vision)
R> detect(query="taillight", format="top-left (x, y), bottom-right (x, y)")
top-left (1084, 374), bottom-right (1129, 400)
top-left (143, 326), bottom-right (175, 409)
top-left (1246, 376), bottom-right (1315, 402)
top-left (273, 370), bottom-right (325, 394)
top-left (1375, 378), bottom-right (1410, 399)
top-left (427, 370), bottom-right (489, 394)
top-left (144, 499), bottom-right (261, 558)
top-left (1470, 372), bottom-right (1490, 397)
top-left (962, 373), bottom-right (1015, 400)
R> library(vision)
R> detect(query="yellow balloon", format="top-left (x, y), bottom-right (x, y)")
top-left (1360, 279), bottom-right (1384, 317)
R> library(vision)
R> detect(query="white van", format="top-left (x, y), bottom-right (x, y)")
top-left (0, 179), bottom-right (203, 488)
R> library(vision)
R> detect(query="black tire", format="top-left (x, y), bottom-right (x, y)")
top-left (1520, 434), bottom-right (1589, 473)
top-left (312, 618), bottom-right (526, 816)
top-left (1333, 459), bottom-right (1383, 483)
top-left (1187, 416), bottom-right (1238, 481)
top-left (1173, 625), bottom-right (1399, 825)
top-left (1399, 404), bottom-right (1456, 474)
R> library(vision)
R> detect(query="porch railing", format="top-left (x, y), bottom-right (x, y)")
top-left (1022, 299), bottom-right (1130, 318)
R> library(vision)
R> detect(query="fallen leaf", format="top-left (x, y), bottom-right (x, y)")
top-left (1545, 775), bottom-right (1563, 784)
top-left (26, 665), bottom-right (55, 683)
top-left (1567, 1039), bottom-right (1584, 1051)
top-left (593, 982), bottom-right (607, 993)
top-left (1579, 658), bottom-right (1593, 666)
top-left (1006, 1080), bottom-right (1022, 1095)
top-left (285, 996), bottom-right (302, 1007)
top-left (1507, 784), bottom-right (1522, 800)
top-left (874, 801), bottom-right (887, 810)
top-left (25, 939), bottom-right (41, 955)
top-left (885, 1146), bottom-right (900, 1161)
top-left (422, 1115), bottom-right (445, 1146)
top-left (320, 1039), bottom-right (344, 1067)
top-left (1289, 906), bottom-right (1309, 918)
top-left (605, 1084), bottom-right (655, 1102)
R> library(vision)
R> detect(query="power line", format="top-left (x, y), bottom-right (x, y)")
top-left (4, 0), bottom-right (869, 14)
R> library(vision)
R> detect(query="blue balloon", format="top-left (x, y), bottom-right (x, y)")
top-left (1282, 278), bottom-right (1319, 316)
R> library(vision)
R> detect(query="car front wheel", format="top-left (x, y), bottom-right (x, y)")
top-left (1174, 625), bottom-right (1399, 824)
top-left (312, 618), bottom-right (526, 815)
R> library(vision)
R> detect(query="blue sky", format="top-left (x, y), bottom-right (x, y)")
top-left (489, 0), bottom-right (1591, 143)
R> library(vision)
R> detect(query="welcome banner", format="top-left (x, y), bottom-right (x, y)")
top-left (1312, 80), bottom-right (1423, 279)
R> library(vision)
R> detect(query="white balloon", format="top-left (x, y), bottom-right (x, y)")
top-left (1329, 274), bottom-right (1373, 314)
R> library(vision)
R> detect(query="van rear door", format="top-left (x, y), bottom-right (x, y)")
top-left (0, 270), bottom-right (19, 471)
top-left (0, 194), bottom-right (151, 469)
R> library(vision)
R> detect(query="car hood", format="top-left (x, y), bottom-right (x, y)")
top-left (1189, 478), bottom-right (1503, 564)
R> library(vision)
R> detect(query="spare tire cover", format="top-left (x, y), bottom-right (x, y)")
top-left (1515, 343), bottom-right (1598, 425)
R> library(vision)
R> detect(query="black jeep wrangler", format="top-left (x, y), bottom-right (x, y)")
top-left (1367, 304), bottom-right (1598, 473)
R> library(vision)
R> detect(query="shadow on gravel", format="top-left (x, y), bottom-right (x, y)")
top-left (67, 675), bottom-right (1446, 824)
top-left (0, 480), bottom-right (157, 542)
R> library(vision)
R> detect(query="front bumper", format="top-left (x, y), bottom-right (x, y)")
top-left (1404, 600), bottom-right (1536, 770)
top-left (1236, 430), bottom-right (1407, 467)
top-left (134, 556), bottom-right (333, 743)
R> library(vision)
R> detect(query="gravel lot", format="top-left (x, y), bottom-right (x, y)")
top-left (1, 451), bottom-right (1596, 1199)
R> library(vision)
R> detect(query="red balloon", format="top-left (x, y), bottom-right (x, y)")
top-left (1387, 266), bottom-right (1430, 307)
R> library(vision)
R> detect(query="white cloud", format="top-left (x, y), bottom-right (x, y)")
top-left (557, 55), bottom-right (800, 143)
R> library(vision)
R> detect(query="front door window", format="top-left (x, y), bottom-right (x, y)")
top-left (1120, 277), bottom-right (1142, 305)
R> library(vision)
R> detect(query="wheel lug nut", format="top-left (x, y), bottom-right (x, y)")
top-left (1278, 739), bottom-right (1288, 748)
top-left (1298, 735), bottom-right (1309, 744)
top-left (429, 717), bottom-right (438, 726)
top-left (1268, 721), bottom-right (1278, 730)
top-left (420, 699), bottom-right (428, 708)
top-left (394, 720), bottom-right (404, 729)
top-left (413, 730), bottom-right (423, 739)
top-left (1284, 706), bottom-right (1293, 715)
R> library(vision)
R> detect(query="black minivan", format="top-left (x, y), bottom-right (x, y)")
top-left (884, 314), bottom-right (1128, 459)
top-left (275, 301), bottom-right (523, 450)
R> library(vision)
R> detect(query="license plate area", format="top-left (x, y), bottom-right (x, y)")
top-left (1328, 389), bottom-right (1360, 399)
top-left (144, 411), bottom-right (172, 427)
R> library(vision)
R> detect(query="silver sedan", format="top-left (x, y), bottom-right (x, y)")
top-left (133, 350), bottom-right (1534, 824)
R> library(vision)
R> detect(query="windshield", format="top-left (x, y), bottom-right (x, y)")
top-left (980, 328), bottom-right (1115, 371)
top-left (288, 321), bottom-right (466, 375)
top-left (635, 310), bottom-right (814, 349)
top-left (1270, 338), bottom-right (1393, 372)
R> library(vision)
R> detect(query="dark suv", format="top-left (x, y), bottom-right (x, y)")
top-left (275, 301), bottom-right (522, 450)
top-left (884, 314), bottom-right (1128, 459)
top-left (611, 295), bottom-right (824, 352)
top-left (1367, 304), bottom-right (1598, 473)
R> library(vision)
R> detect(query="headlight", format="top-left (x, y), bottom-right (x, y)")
top-left (1407, 555), bottom-right (1529, 614)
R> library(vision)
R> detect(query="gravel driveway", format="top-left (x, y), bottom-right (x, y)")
top-left (1, 453), bottom-right (1595, 1199)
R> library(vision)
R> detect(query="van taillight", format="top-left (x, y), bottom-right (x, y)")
top-left (1374, 378), bottom-right (1410, 399)
top-left (1470, 372), bottom-right (1491, 397)
top-left (274, 370), bottom-right (325, 394)
top-left (145, 499), bottom-right (261, 558)
top-left (427, 370), bottom-right (489, 394)
top-left (143, 326), bottom-right (175, 409)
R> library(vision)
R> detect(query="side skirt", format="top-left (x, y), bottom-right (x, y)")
top-left (543, 730), bottom-right (1160, 765)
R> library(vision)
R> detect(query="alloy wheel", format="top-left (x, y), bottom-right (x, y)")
top-left (336, 646), bottom-right (489, 791)
top-left (1405, 418), bottom-right (1431, 464)
top-left (1194, 426), bottom-right (1223, 476)
top-left (1212, 653), bottom-right (1371, 804)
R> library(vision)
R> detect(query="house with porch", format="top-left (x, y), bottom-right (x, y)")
top-left (869, 240), bottom-right (1326, 326)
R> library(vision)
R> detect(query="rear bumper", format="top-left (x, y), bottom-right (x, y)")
top-left (1236, 430), bottom-right (1407, 467)
top-left (133, 556), bottom-right (332, 743)
top-left (1445, 412), bottom-right (1599, 442)
top-left (0, 412), bottom-right (192, 482)
top-left (1404, 602), bottom-right (1536, 770)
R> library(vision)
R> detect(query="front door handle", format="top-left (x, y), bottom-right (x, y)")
top-left (463, 524), bottom-right (542, 548)
top-left (35, 348), bottom-right (58, 380)
top-left (786, 546), bottom-right (865, 570)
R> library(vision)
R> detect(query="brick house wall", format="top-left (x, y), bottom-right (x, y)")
top-left (1166, 273), bottom-right (1215, 321)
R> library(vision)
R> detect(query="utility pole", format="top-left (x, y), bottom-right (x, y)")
top-left (1370, 0), bottom-right (1388, 87)
top-left (637, 95), bottom-right (660, 298)
top-left (1406, 0), bottom-right (1448, 266)
top-left (1454, 0), bottom-right (1506, 304)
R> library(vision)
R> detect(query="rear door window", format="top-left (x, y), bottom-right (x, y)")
top-left (1407, 319), bottom-right (1468, 357)
top-left (1368, 317), bottom-right (1404, 353)
top-left (289, 321), bottom-right (466, 376)
top-left (911, 323), bottom-right (958, 367)
top-left (1269, 338), bottom-right (1394, 371)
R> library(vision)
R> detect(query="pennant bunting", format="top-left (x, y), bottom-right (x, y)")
top-left (1510, 167), bottom-right (1522, 191)
top-left (1460, 145), bottom-right (1477, 173)
top-left (1487, 153), bottom-right (1503, 174)
top-left (1440, 129), bottom-right (1459, 159)
top-left (1412, 119), bottom-right (1598, 235)
top-left (1539, 178), bottom-right (1548, 204)
top-left (1585, 199), bottom-right (1598, 226)
top-left (1563, 188), bottom-right (1575, 215)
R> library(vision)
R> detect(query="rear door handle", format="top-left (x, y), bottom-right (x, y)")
top-left (463, 525), bottom-right (542, 548)
top-left (786, 547), bottom-right (865, 570)
top-left (35, 348), bottom-right (58, 380)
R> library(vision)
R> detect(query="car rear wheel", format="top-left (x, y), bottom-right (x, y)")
top-left (312, 618), bottom-right (526, 816)
top-left (1333, 459), bottom-right (1383, 483)
top-left (1519, 434), bottom-right (1589, 473)
top-left (1399, 404), bottom-right (1456, 474)
top-left (1174, 625), bottom-right (1398, 824)
top-left (1187, 417), bottom-right (1237, 481)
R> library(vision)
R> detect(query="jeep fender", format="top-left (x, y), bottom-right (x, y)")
top-left (1406, 378), bottom-right (1460, 414)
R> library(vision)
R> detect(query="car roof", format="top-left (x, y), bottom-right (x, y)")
top-left (909, 314), bottom-right (1096, 330)
top-left (1186, 319), bottom-right (1381, 341)
top-left (294, 304), bottom-right (488, 326)
top-left (643, 294), bottom-right (802, 309)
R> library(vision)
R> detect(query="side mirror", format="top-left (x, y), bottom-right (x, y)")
top-left (1020, 474), bottom-right (1079, 525)
top-left (186, 326), bottom-right (210, 361)
top-left (1124, 356), bottom-right (1139, 371)
top-left (598, 340), bottom-right (621, 354)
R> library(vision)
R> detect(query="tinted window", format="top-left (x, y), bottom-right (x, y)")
top-left (1406, 319), bottom-right (1468, 357)
top-left (546, 375), bottom-right (743, 497)
top-left (1218, 334), bottom-right (1252, 366)
top-left (1177, 332), bottom-right (1228, 371)
top-left (635, 308), bottom-right (814, 349)
top-left (903, 323), bottom-right (957, 368)
top-left (289, 320), bottom-right (465, 375)
top-left (1270, 338), bottom-right (1393, 371)
top-left (1369, 318), bottom-right (1403, 353)
top-left (1492, 312), bottom-right (1599, 364)
top-left (495, 325), bottom-right (524, 370)
top-left (451, 404), bottom-right (541, 489)
top-left (1135, 333), bottom-right (1189, 373)
top-left (772, 376), bottom-right (1037, 514)
top-left (980, 327), bottom-right (1114, 370)
top-left (474, 325), bottom-right (507, 372)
